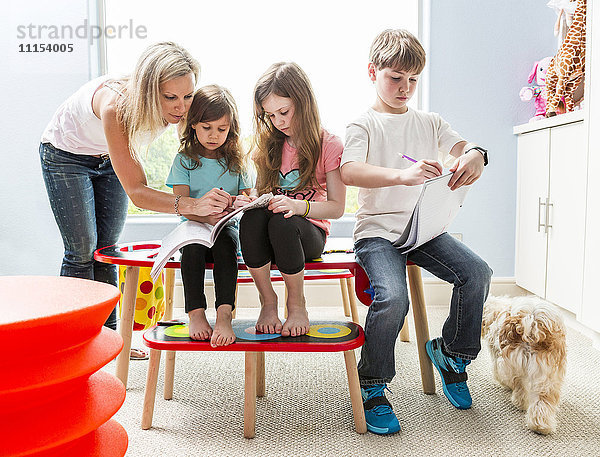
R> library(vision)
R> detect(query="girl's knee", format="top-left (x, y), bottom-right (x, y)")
top-left (267, 212), bottom-right (294, 233)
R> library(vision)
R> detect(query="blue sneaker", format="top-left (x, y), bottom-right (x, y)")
top-left (426, 337), bottom-right (472, 409)
top-left (361, 384), bottom-right (401, 435)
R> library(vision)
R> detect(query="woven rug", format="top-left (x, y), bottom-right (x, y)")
top-left (106, 305), bottom-right (600, 457)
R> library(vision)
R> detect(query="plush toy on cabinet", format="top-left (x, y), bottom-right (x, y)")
top-left (545, 0), bottom-right (586, 117)
top-left (547, 0), bottom-right (578, 48)
top-left (520, 57), bottom-right (553, 122)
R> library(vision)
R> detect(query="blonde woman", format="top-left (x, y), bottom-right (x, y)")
top-left (40, 42), bottom-right (231, 356)
top-left (239, 62), bottom-right (346, 338)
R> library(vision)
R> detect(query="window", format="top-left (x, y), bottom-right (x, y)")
top-left (105, 0), bottom-right (420, 214)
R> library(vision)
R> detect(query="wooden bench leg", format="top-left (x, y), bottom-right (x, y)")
top-left (407, 265), bottom-right (435, 394)
top-left (343, 350), bottom-right (367, 434)
top-left (163, 351), bottom-right (176, 400)
top-left (163, 268), bottom-right (176, 400)
top-left (142, 349), bottom-right (162, 429)
top-left (244, 352), bottom-right (258, 438)
top-left (345, 278), bottom-right (360, 324)
top-left (340, 279), bottom-right (351, 317)
top-left (399, 318), bottom-right (410, 342)
top-left (116, 265), bottom-right (139, 389)
top-left (256, 352), bottom-right (265, 397)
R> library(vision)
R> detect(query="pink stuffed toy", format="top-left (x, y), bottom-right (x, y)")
top-left (519, 57), bottom-right (553, 121)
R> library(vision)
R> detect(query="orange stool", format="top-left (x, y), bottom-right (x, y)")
top-left (0, 276), bottom-right (127, 457)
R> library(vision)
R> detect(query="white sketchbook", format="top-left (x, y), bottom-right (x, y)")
top-left (394, 172), bottom-right (470, 254)
top-left (150, 193), bottom-right (273, 281)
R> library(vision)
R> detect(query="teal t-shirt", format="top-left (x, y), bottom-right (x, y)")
top-left (166, 155), bottom-right (253, 222)
top-left (166, 154), bottom-right (253, 198)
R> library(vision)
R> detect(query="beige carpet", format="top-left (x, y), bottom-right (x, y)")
top-left (105, 305), bottom-right (600, 457)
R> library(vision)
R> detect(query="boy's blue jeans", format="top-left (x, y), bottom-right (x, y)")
top-left (354, 234), bottom-right (493, 386)
top-left (39, 142), bottom-right (128, 330)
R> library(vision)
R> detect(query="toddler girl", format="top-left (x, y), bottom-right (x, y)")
top-left (167, 85), bottom-right (253, 347)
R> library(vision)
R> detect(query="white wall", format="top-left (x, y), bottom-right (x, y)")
top-left (0, 0), bottom-right (92, 275)
top-left (428, 0), bottom-right (558, 276)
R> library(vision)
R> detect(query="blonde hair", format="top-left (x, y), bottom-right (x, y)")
top-left (115, 42), bottom-right (200, 155)
top-left (369, 29), bottom-right (426, 74)
top-left (252, 62), bottom-right (322, 195)
top-left (178, 84), bottom-right (245, 175)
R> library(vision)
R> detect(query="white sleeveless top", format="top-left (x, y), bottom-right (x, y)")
top-left (41, 75), bottom-right (167, 156)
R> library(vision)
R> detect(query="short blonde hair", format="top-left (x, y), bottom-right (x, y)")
top-left (369, 29), bottom-right (426, 74)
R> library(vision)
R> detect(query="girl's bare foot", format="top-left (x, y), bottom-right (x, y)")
top-left (211, 305), bottom-right (236, 347)
top-left (282, 299), bottom-right (309, 337)
top-left (188, 308), bottom-right (212, 341)
top-left (255, 292), bottom-right (282, 334)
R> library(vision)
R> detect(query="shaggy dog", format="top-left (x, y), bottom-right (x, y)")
top-left (482, 295), bottom-right (567, 434)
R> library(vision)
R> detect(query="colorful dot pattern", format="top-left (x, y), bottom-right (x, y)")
top-left (119, 266), bottom-right (166, 331)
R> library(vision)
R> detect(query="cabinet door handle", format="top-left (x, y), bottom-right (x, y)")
top-left (545, 197), bottom-right (553, 233)
top-left (538, 197), bottom-right (546, 232)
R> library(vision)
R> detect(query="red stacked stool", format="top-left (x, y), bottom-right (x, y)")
top-left (0, 276), bottom-right (128, 457)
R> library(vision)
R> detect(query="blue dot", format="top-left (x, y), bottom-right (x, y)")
top-left (318, 327), bottom-right (340, 334)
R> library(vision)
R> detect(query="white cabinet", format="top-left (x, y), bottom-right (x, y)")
top-left (515, 129), bottom-right (549, 298)
top-left (515, 120), bottom-right (587, 315)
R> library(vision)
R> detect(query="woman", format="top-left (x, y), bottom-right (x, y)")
top-left (40, 42), bottom-right (231, 357)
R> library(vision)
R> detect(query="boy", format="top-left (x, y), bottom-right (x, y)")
top-left (340, 29), bottom-right (492, 435)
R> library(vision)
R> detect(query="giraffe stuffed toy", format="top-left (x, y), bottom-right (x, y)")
top-left (545, 0), bottom-right (586, 117)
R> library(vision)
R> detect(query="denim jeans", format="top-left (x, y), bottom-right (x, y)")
top-left (39, 143), bottom-right (128, 330)
top-left (354, 234), bottom-right (493, 386)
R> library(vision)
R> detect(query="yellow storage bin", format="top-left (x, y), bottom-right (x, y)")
top-left (118, 266), bottom-right (166, 330)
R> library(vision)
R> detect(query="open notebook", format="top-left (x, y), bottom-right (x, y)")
top-left (150, 193), bottom-right (273, 281)
top-left (394, 172), bottom-right (470, 254)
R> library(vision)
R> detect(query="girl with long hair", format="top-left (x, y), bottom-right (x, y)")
top-left (240, 62), bottom-right (346, 337)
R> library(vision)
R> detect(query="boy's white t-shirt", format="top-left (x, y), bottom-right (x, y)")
top-left (341, 107), bottom-right (464, 243)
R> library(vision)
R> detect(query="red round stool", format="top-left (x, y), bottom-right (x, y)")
top-left (0, 276), bottom-right (128, 457)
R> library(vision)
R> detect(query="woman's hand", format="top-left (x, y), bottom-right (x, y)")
top-left (189, 188), bottom-right (232, 217)
top-left (447, 151), bottom-right (484, 190)
top-left (204, 211), bottom-right (231, 226)
top-left (268, 195), bottom-right (304, 218)
top-left (400, 160), bottom-right (443, 186)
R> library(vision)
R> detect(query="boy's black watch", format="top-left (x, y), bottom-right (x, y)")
top-left (466, 146), bottom-right (488, 166)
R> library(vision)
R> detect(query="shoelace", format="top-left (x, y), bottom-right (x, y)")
top-left (364, 385), bottom-right (394, 416)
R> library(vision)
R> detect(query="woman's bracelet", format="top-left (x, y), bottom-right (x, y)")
top-left (174, 194), bottom-right (182, 216)
top-left (302, 200), bottom-right (310, 218)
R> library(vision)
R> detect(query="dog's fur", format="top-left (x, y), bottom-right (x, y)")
top-left (482, 295), bottom-right (567, 434)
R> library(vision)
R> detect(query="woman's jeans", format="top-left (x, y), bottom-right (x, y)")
top-left (39, 143), bottom-right (128, 330)
top-left (354, 234), bottom-right (493, 386)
